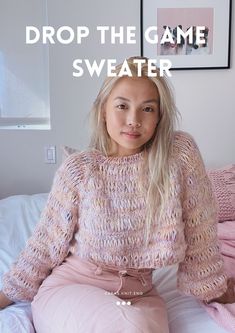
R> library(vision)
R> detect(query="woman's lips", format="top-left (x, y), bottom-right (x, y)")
top-left (122, 132), bottom-right (141, 139)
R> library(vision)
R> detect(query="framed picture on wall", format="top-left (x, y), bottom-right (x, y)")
top-left (140, 0), bottom-right (232, 69)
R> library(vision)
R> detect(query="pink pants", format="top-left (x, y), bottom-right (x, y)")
top-left (32, 255), bottom-right (169, 333)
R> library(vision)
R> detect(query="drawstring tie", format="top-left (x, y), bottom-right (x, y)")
top-left (94, 265), bottom-right (150, 294)
top-left (116, 270), bottom-right (148, 294)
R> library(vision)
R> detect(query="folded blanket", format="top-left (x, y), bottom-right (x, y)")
top-left (203, 221), bottom-right (235, 333)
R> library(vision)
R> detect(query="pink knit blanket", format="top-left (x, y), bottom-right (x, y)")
top-left (203, 221), bottom-right (235, 332)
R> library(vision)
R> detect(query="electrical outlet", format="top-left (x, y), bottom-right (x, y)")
top-left (44, 145), bottom-right (56, 164)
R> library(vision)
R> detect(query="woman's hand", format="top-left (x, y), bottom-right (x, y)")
top-left (0, 291), bottom-right (13, 310)
top-left (209, 278), bottom-right (235, 304)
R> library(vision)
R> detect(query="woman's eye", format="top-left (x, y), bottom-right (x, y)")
top-left (116, 104), bottom-right (127, 110)
top-left (143, 106), bottom-right (154, 113)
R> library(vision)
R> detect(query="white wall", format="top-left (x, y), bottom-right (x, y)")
top-left (0, 0), bottom-right (234, 199)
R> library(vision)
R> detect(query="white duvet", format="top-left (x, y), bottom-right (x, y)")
top-left (0, 194), bottom-right (228, 333)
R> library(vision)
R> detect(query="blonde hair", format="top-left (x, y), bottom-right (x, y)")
top-left (89, 57), bottom-right (180, 246)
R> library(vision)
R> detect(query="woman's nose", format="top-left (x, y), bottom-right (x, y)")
top-left (128, 120), bottom-right (141, 128)
top-left (127, 114), bottom-right (141, 128)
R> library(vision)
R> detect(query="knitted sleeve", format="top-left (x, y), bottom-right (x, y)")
top-left (176, 131), bottom-right (227, 302)
top-left (2, 154), bottom-right (80, 302)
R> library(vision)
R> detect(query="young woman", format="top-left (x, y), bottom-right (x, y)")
top-left (0, 57), bottom-right (234, 333)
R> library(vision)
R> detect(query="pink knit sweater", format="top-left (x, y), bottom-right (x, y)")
top-left (2, 131), bottom-right (227, 302)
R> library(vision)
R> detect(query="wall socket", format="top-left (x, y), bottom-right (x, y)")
top-left (44, 145), bottom-right (56, 164)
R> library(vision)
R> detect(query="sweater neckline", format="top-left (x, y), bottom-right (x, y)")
top-left (92, 149), bottom-right (145, 164)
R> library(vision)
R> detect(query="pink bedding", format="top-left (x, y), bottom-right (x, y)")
top-left (203, 220), bottom-right (235, 333)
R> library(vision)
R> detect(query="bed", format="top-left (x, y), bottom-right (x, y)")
top-left (0, 164), bottom-right (234, 333)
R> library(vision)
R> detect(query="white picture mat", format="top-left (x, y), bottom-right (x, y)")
top-left (142, 0), bottom-right (231, 68)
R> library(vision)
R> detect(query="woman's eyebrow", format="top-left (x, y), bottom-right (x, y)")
top-left (114, 97), bottom-right (130, 101)
top-left (142, 99), bottom-right (159, 104)
top-left (114, 97), bottom-right (159, 104)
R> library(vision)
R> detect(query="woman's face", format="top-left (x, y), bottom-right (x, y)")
top-left (103, 76), bottom-right (160, 157)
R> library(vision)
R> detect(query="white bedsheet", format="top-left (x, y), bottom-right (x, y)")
top-left (0, 193), bottom-right (228, 333)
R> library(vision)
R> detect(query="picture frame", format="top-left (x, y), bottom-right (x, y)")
top-left (140, 0), bottom-right (232, 70)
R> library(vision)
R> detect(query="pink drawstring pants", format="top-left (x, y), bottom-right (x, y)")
top-left (31, 254), bottom-right (169, 333)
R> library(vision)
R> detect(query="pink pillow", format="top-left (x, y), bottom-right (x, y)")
top-left (61, 145), bottom-right (79, 161)
top-left (207, 164), bottom-right (235, 222)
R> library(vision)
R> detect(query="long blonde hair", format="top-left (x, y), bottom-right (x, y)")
top-left (89, 57), bottom-right (180, 246)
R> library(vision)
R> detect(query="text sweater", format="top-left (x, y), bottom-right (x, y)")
top-left (2, 131), bottom-right (227, 302)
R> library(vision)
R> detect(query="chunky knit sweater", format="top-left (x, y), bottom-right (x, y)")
top-left (2, 131), bottom-right (227, 302)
